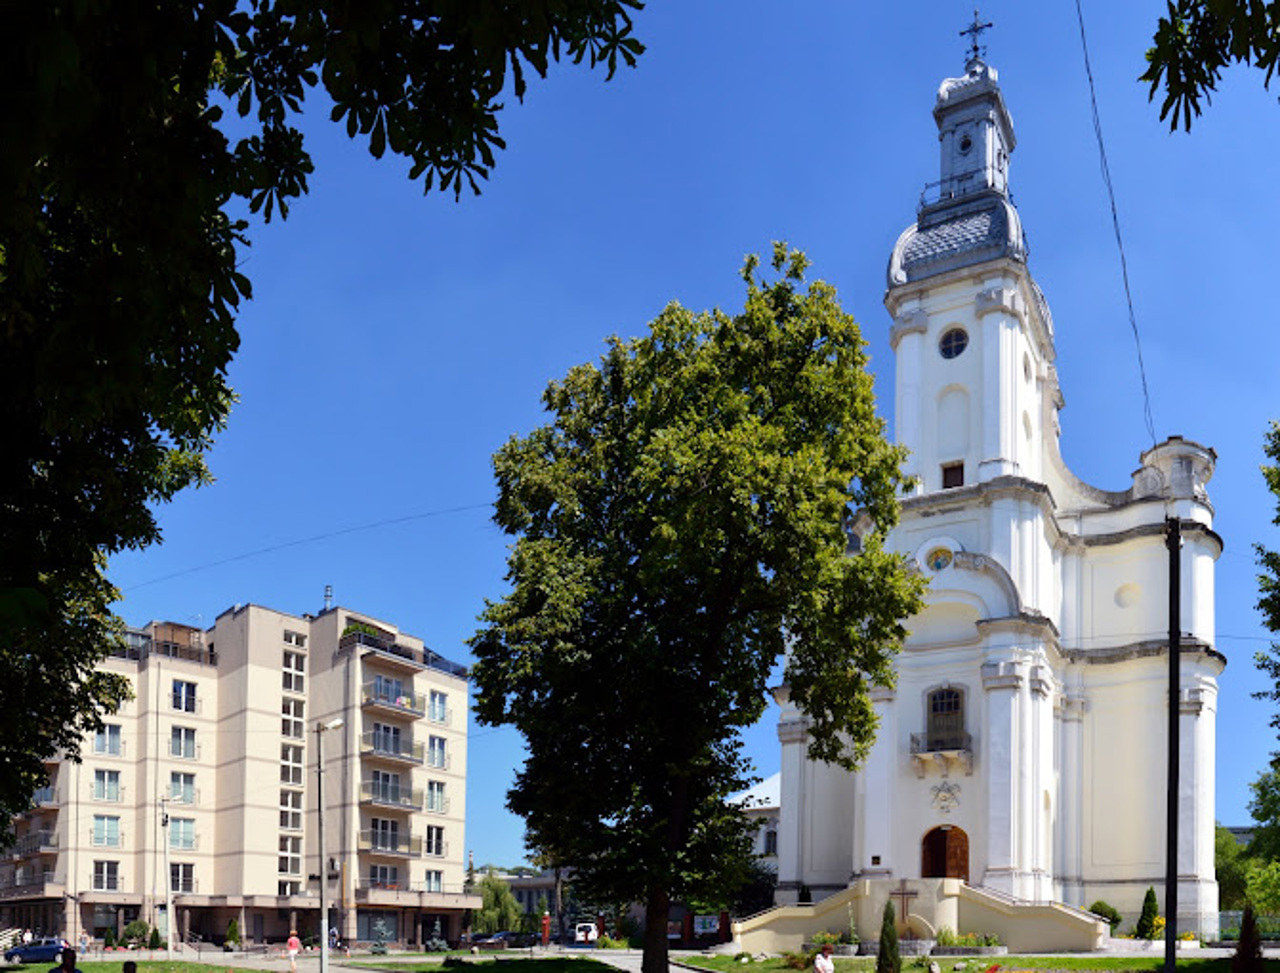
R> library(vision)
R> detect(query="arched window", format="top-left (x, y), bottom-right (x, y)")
top-left (927, 688), bottom-right (965, 750)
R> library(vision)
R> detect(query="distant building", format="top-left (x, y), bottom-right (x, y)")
top-left (735, 773), bottom-right (780, 864)
top-left (0, 600), bottom-right (479, 946)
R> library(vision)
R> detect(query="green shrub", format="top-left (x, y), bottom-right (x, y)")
top-left (1088, 900), bottom-right (1122, 933)
top-left (936, 928), bottom-right (957, 947)
top-left (1234, 903), bottom-right (1263, 973)
top-left (121, 920), bottom-right (150, 946)
top-left (811, 931), bottom-right (841, 946)
top-left (226, 918), bottom-right (240, 946)
top-left (1136, 886), bottom-right (1159, 940)
top-left (877, 900), bottom-right (900, 973)
top-left (782, 949), bottom-right (817, 969)
top-left (103, 928), bottom-right (116, 948)
top-left (148, 926), bottom-right (161, 949)
top-left (598, 936), bottom-right (628, 949)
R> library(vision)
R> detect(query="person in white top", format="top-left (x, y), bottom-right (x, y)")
top-left (814, 943), bottom-right (835, 973)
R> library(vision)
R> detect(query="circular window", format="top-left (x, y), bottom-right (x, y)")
top-left (927, 547), bottom-right (953, 572)
top-left (939, 328), bottom-right (968, 360)
top-left (958, 134), bottom-right (973, 154)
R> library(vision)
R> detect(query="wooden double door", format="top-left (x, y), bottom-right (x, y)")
top-left (921, 826), bottom-right (969, 882)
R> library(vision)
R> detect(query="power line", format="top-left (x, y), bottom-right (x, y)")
top-left (1073, 0), bottom-right (1158, 448)
top-left (123, 503), bottom-right (493, 591)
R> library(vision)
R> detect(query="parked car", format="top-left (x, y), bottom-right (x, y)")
top-left (5, 939), bottom-right (69, 964)
top-left (475, 932), bottom-right (515, 949)
top-left (574, 923), bottom-right (598, 944)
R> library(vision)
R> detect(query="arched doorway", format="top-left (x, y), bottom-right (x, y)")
top-left (921, 825), bottom-right (969, 882)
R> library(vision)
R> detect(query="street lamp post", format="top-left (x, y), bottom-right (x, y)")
top-left (317, 718), bottom-right (344, 973)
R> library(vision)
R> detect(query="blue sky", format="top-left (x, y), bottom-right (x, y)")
top-left (110, 2), bottom-right (1280, 869)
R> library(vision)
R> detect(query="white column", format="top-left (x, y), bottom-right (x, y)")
top-left (976, 285), bottom-right (1022, 481)
top-left (981, 661), bottom-right (1023, 894)
top-left (861, 688), bottom-right (896, 877)
top-left (892, 311), bottom-right (928, 486)
top-left (776, 707), bottom-right (810, 904)
top-left (1055, 694), bottom-right (1086, 906)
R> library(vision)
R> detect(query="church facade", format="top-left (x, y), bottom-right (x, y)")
top-left (772, 54), bottom-right (1223, 935)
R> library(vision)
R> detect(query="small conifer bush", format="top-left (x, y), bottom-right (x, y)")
top-left (877, 900), bottom-right (900, 973)
top-left (1135, 886), bottom-right (1159, 940)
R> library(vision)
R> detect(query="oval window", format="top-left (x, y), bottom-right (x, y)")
top-left (940, 328), bottom-right (968, 360)
top-left (927, 547), bottom-right (953, 572)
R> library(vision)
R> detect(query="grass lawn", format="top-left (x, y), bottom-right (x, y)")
top-left (7, 964), bottom-right (239, 973)
top-left (342, 960), bottom-right (617, 973)
top-left (679, 957), bottom-right (1280, 973)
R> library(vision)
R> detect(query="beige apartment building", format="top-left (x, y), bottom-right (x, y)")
top-left (0, 601), bottom-right (478, 948)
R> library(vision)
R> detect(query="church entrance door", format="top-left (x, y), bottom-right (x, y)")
top-left (921, 826), bottom-right (969, 882)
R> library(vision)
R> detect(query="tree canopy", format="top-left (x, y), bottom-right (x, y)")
top-left (471, 245), bottom-right (925, 973)
top-left (474, 869), bottom-right (523, 935)
top-left (0, 0), bottom-right (643, 828)
top-left (1143, 0), bottom-right (1280, 130)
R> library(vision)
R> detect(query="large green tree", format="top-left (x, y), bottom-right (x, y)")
top-left (474, 869), bottom-right (523, 935)
top-left (471, 245), bottom-right (926, 973)
top-left (1248, 422), bottom-right (1280, 859)
top-left (1144, 1), bottom-right (1280, 130)
top-left (0, 0), bottom-right (644, 829)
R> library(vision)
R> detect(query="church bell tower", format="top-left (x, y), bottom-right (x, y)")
top-left (885, 50), bottom-right (1057, 495)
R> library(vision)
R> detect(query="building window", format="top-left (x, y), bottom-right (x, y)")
top-left (941, 462), bottom-right (964, 489)
top-left (171, 726), bottom-right (197, 759)
top-left (94, 724), bottom-right (122, 756)
top-left (278, 836), bottom-right (301, 875)
top-left (371, 770), bottom-right (401, 804)
top-left (170, 772), bottom-right (196, 805)
top-left (427, 736), bottom-right (447, 769)
top-left (369, 864), bottom-right (399, 889)
top-left (283, 652), bottom-right (305, 694)
top-left (280, 789), bottom-right (303, 831)
top-left (93, 769), bottom-right (121, 803)
top-left (283, 630), bottom-right (307, 648)
top-left (371, 818), bottom-right (399, 852)
top-left (93, 861), bottom-right (120, 891)
top-left (764, 827), bottom-right (778, 856)
top-left (428, 691), bottom-right (448, 724)
top-left (278, 880), bottom-right (301, 896)
top-left (372, 722), bottom-right (402, 756)
top-left (424, 825), bottom-right (445, 858)
top-left (426, 781), bottom-right (447, 813)
top-left (423, 870), bottom-right (443, 893)
top-left (92, 815), bottom-right (121, 848)
top-left (170, 863), bottom-right (195, 893)
top-left (172, 680), bottom-right (198, 713)
top-left (926, 688), bottom-right (965, 749)
top-left (170, 817), bottom-right (196, 850)
top-left (374, 674), bottom-right (405, 704)
top-left (282, 698), bottom-right (304, 739)
top-left (281, 744), bottom-right (303, 785)
top-left (939, 327), bottom-right (968, 359)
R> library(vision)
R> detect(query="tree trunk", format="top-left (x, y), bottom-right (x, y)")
top-left (554, 866), bottom-right (566, 945)
top-left (642, 886), bottom-right (671, 973)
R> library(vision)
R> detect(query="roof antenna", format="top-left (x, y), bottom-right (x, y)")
top-left (324, 584), bottom-right (333, 611)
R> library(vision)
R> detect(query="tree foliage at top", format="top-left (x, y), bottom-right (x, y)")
top-left (1143, 1), bottom-right (1280, 130)
top-left (471, 245), bottom-right (926, 973)
top-left (0, 0), bottom-right (644, 831)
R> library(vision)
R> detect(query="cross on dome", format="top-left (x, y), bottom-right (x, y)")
top-left (960, 7), bottom-right (993, 67)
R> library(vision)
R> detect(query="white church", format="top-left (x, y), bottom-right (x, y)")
top-left (752, 50), bottom-right (1224, 948)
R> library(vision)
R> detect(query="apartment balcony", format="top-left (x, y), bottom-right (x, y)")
top-left (361, 683), bottom-right (425, 718)
top-left (909, 730), bottom-right (973, 777)
top-left (341, 629), bottom-right (469, 680)
top-left (357, 831), bottom-right (423, 858)
top-left (11, 830), bottom-right (58, 859)
top-left (359, 782), bottom-right (424, 812)
top-left (31, 787), bottom-right (59, 809)
top-left (423, 796), bottom-right (452, 815)
top-left (360, 732), bottom-right (424, 766)
top-left (0, 871), bottom-right (61, 900)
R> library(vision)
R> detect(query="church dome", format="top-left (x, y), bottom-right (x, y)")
top-left (887, 194), bottom-right (1026, 286)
